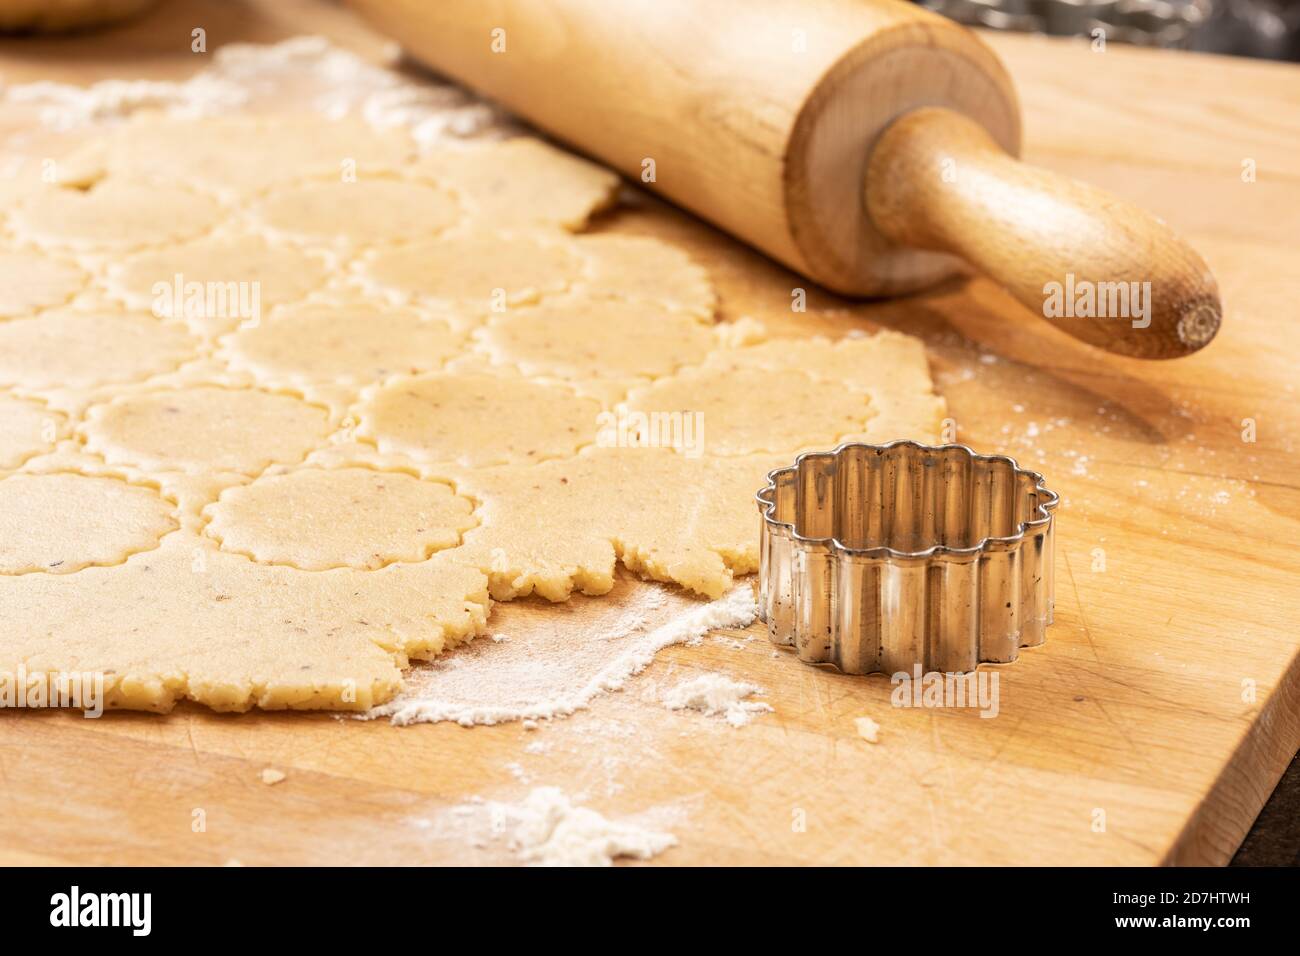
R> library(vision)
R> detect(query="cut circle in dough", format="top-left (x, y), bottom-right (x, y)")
top-left (418, 137), bottom-right (619, 231)
top-left (701, 332), bottom-right (947, 443)
top-left (576, 235), bottom-right (715, 317)
top-left (11, 180), bottom-right (226, 251)
top-left (82, 386), bottom-right (332, 475)
top-left (106, 234), bottom-right (331, 334)
top-left (0, 396), bottom-right (61, 469)
top-left (0, 309), bottom-right (196, 390)
top-left (624, 367), bottom-right (872, 456)
top-left (476, 296), bottom-right (717, 381)
top-left (57, 115), bottom-right (416, 198)
top-left (203, 467), bottom-right (477, 571)
top-left (0, 251), bottom-right (86, 317)
top-left (358, 372), bottom-right (601, 468)
top-left (221, 302), bottom-right (462, 387)
top-left (0, 472), bottom-right (176, 574)
top-left (358, 233), bottom-right (580, 312)
top-left (254, 178), bottom-right (459, 245)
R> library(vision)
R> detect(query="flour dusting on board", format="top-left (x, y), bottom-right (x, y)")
top-left (448, 787), bottom-right (679, 866)
top-left (2, 35), bottom-right (517, 143)
top-left (660, 674), bottom-right (772, 727)
top-left (367, 582), bottom-right (758, 727)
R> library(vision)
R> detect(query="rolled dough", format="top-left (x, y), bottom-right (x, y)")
top-left (220, 303), bottom-right (465, 387)
top-left (12, 180), bottom-right (226, 250)
top-left (107, 235), bottom-right (332, 332)
top-left (476, 296), bottom-right (719, 382)
top-left (358, 372), bottom-right (603, 469)
top-left (0, 251), bottom-right (85, 317)
top-left (0, 396), bottom-right (61, 469)
top-left (203, 467), bottom-right (476, 571)
top-left (0, 116), bottom-right (946, 713)
top-left (0, 309), bottom-right (196, 390)
top-left (253, 178), bottom-right (460, 246)
top-left (358, 233), bottom-right (581, 312)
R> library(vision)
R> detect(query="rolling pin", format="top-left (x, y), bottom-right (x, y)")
top-left (350, 0), bottom-right (1221, 359)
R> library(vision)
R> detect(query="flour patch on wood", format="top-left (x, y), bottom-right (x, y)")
top-left (366, 583), bottom-right (758, 727)
top-left (854, 715), bottom-right (881, 744)
top-left (424, 787), bottom-right (678, 866)
top-left (660, 674), bottom-right (772, 727)
top-left (3, 35), bottom-right (516, 143)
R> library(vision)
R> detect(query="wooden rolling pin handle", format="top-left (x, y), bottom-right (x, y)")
top-left (865, 107), bottom-right (1221, 359)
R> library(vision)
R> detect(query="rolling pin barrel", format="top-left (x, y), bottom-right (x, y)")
top-left (352, 0), bottom-right (1220, 358)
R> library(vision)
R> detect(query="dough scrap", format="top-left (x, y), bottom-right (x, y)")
top-left (220, 302), bottom-right (463, 387)
top-left (476, 296), bottom-right (717, 381)
top-left (106, 235), bottom-right (331, 334)
top-left (451, 448), bottom-right (786, 601)
top-left (357, 233), bottom-right (580, 312)
top-left (359, 372), bottom-right (601, 468)
top-left (0, 251), bottom-right (86, 317)
top-left (11, 180), bottom-right (226, 251)
top-left (0, 472), bottom-right (177, 574)
top-left (203, 467), bottom-right (476, 571)
top-left (82, 387), bottom-right (332, 475)
top-left (0, 309), bottom-right (196, 390)
top-left (0, 396), bottom-right (60, 469)
top-left (418, 137), bottom-right (619, 230)
top-left (624, 366), bottom-right (873, 456)
top-left (254, 178), bottom-right (459, 245)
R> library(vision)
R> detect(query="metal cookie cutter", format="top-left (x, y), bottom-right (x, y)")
top-left (757, 441), bottom-right (1059, 675)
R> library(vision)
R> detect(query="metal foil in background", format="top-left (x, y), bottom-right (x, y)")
top-left (917, 0), bottom-right (1300, 60)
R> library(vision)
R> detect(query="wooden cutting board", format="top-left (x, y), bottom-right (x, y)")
top-left (0, 0), bottom-right (1297, 866)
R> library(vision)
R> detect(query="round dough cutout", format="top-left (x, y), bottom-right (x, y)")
top-left (0, 472), bottom-right (176, 574)
top-left (83, 387), bottom-right (332, 474)
top-left (204, 467), bottom-right (476, 570)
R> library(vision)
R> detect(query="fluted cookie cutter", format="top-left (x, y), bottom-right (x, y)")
top-left (757, 441), bottom-right (1058, 675)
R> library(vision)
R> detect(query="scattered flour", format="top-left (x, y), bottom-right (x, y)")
top-left (451, 787), bottom-right (677, 866)
top-left (366, 582), bottom-right (758, 727)
top-left (661, 674), bottom-right (772, 728)
top-left (260, 768), bottom-right (287, 785)
top-left (2, 35), bottom-right (516, 145)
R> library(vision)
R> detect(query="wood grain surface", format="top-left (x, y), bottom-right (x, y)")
top-left (1, 0), bottom-right (1298, 866)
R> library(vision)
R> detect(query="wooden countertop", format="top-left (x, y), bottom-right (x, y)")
top-left (1, 0), bottom-right (1297, 865)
